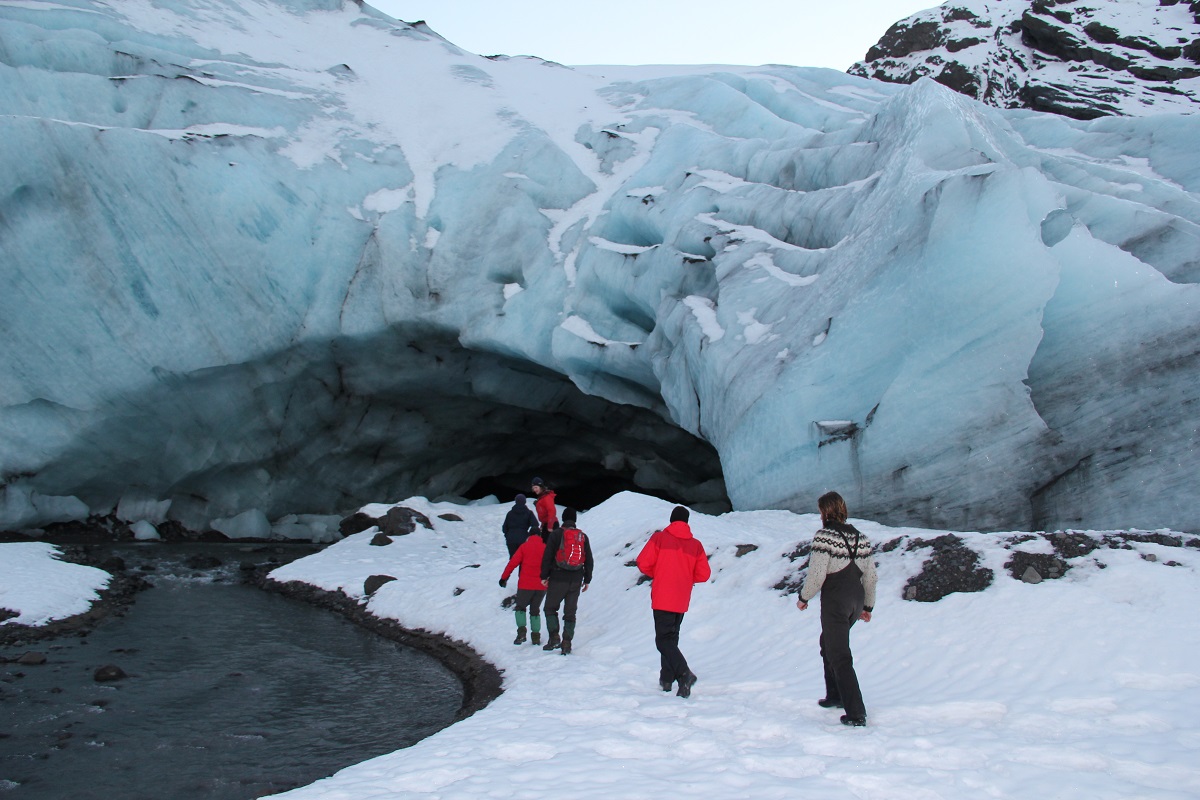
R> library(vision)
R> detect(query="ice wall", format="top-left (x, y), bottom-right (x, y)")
top-left (1, 0), bottom-right (1197, 533)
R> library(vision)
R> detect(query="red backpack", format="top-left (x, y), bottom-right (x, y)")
top-left (556, 526), bottom-right (587, 570)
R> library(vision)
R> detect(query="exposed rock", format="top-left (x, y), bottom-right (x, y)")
top-left (99, 556), bottom-right (126, 572)
top-left (850, 0), bottom-right (1200, 118)
top-left (363, 574), bottom-right (396, 596)
top-left (1049, 531), bottom-right (1099, 559)
top-left (338, 512), bottom-right (376, 537)
top-left (438, 513), bottom-right (463, 522)
top-left (903, 535), bottom-right (994, 602)
top-left (369, 533), bottom-right (393, 547)
top-left (1007, 550), bottom-right (1070, 581)
top-left (16, 652), bottom-right (47, 665)
top-left (380, 507), bottom-right (422, 537)
top-left (734, 544), bottom-right (759, 557)
top-left (93, 664), bottom-right (127, 682)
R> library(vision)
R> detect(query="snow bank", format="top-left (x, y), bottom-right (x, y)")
top-left (0, 543), bottom-right (110, 626)
top-left (265, 493), bottom-right (1200, 799)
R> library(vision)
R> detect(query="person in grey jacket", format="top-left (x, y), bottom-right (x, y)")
top-left (796, 491), bottom-right (878, 727)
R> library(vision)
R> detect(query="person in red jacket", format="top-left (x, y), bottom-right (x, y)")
top-left (530, 477), bottom-right (557, 535)
top-left (500, 528), bottom-right (547, 645)
top-left (636, 505), bottom-right (711, 698)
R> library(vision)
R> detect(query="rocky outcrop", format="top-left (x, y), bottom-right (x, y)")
top-left (850, 0), bottom-right (1200, 119)
top-left (775, 528), bottom-right (1200, 602)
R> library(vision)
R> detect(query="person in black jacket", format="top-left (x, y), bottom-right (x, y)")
top-left (540, 507), bottom-right (593, 655)
top-left (501, 494), bottom-right (539, 557)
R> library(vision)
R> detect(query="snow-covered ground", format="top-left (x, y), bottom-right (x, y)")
top-left (0, 542), bottom-right (109, 626)
top-left (4, 492), bottom-right (1198, 798)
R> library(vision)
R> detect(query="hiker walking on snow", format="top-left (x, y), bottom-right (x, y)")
top-left (500, 526), bottom-right (547, 645)
top-left (796, 491), bottom-right (877, 727)
top-left (636, 505), bottom-right (711, 698)
top-left (502, 493), bottom-right (539, 557)
top-left (530, 477), bottom-right (557, 536)
top-left (540, 507), bottom-right (592, 655)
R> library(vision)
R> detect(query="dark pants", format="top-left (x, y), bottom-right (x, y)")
top-left (653, 609), bottom-right (690, 684)
top-left (819, 566), bottom-right (867, 719)
top-left (514, 588), bottom-right (544, 616)
top-left (505, 537), bottom-right (524, 558)
top-left (544, 572), bottom-right (583, 638)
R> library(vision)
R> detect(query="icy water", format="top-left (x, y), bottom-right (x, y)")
top-left (0, 545), bottom-right (464, 800)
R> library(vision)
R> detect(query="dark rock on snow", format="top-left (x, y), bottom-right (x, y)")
top-left (363, 574), bottom-right (396, 596)
top-left (902, 535), bottom-right (995, 602)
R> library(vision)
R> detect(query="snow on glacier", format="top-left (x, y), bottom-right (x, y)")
top-left (5, 496), bottom-right (1199, 797)
top-left (0, 0), bottom-right (1198, 534)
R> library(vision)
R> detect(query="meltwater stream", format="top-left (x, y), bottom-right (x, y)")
top-left (0, 545), bottom-right (464, 800)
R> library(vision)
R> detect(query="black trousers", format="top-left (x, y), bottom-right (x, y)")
top-left (819, 566), bottom-right (867, 719)
top-left (514, 588), bottom-right (544, 616)
top-left (653, 609), bottom-right (690, 683)
top-left (544, 572), bottom-right (583, 636)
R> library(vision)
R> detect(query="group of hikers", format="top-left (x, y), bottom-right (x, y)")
top-left (498, 481), bottom-right (878, 726)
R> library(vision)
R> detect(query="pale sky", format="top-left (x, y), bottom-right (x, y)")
top-left (366, 0), bottom-right (937, 71)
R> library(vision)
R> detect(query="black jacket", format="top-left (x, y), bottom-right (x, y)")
top-left (502, 503), bottom-right (539, 548)
top-left (541, 524), bottom-right (595, 584)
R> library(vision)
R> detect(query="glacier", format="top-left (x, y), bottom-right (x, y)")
top-left (1, 0), bottom-right (1197, 534)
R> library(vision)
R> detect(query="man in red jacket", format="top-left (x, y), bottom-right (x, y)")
top-left (636, 506), bottom-right (711, 698)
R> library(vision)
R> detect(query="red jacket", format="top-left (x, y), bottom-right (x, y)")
top-left (502, 534), bottom-right (547, 591)
top-left (636, 520), bottom-right (711, 613)
top-left (534, 490), bottom-right (557, 531)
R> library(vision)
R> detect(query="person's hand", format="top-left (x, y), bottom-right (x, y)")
top-left (796, 599), bottom-right (808, 611)
top-left (582, 583), bottom-right (589, 593)
top-left (499, 578), bottom-right (507, 589)
top-left (860, 610), bottom-right (872, 622)
top-left (541, 579), bottom-right (549, 588)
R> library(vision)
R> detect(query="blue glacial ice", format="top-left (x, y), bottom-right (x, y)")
top-left (0, 0), bottom-right (1197, 534)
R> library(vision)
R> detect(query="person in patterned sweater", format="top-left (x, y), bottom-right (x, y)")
top-left (796, 491), bottom-right (878, 727)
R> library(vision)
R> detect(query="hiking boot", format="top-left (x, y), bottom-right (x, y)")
top-left (513, 627), bottom-right (527, 645)
top-left (817, 697), bottom-right (843, 709)
top-left (560, 637), bottom-right (572, 655)
top-left (840, 714), bottom-right (867, 727)
top-left (530, 631), bottom-right (541, 645)
top-left (676, 671), bottom-right (697, 699)
top-left (659, 676), bottom-right (673, 692)
top-left (542, 633), bottom-right (561, 651)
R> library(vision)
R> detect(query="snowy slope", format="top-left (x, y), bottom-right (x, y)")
top-left (1, 0), bottom-right (1199, 537)
top-left (850, 0), bottom-right (1200, 118)
top-left (256, 494), bottom-right (1200, 799)
top-left (4, 495), bottom-right (1199, 796)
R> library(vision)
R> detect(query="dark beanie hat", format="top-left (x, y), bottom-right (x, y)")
top-left (670, 505), bottom-right (690, 523)
top-left (562, 507), bottom-right (577, 524)
top-left (531, 477), bottom-right (545, 487)
top-left (515, 493), bottom-right (527, 504)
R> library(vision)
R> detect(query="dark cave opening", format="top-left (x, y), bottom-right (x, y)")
top-left (21, 332), bottom-right (731, 532)
top-left (463, 465), bottom-right (686, 512)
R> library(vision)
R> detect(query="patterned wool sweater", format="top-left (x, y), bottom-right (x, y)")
top-left (799, 523), bottom-right (878, 610)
